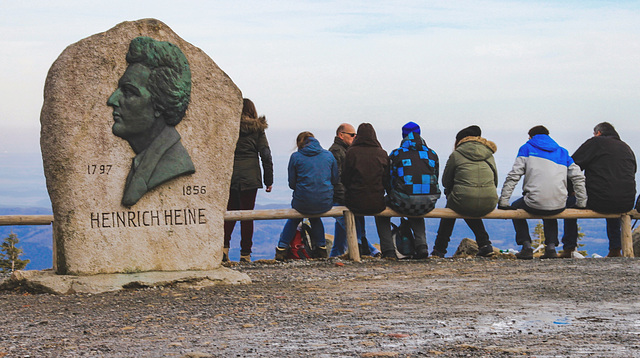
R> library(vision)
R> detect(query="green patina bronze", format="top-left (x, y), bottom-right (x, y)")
top-left (107, 36), bottom-right (195, 207)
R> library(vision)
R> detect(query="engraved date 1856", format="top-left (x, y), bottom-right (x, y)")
top-left (183, 185), bottom-right (206, 195)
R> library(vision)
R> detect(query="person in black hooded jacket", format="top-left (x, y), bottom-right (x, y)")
top-left (562, 122), bottom-right (636, 258)
top-left (223, 99), bottom-right (274, 262)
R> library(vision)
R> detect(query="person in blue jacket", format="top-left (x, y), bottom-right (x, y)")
top-left (499, 125), bottom-right (587, 259)
top-left (275, 132), bottom-right (339, 261)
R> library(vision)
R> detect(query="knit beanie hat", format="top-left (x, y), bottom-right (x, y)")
top-left (455, 125), bottom-right (482, 143)
top-left (402, 121), bottom-right (421, 138)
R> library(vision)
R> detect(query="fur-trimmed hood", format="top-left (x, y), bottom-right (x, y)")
top-left (455, 136), bottom-right (497, 161)
top-left (456, 136), bottom-right (497, 152)
top-left (240, 115), bottom-right (268, 134)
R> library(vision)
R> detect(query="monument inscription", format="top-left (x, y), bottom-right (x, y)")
top-left (40, 19), bottom-right (242, 275)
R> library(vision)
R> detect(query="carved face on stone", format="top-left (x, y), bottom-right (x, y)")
top-left (107, 63), bottom-right (158, 140)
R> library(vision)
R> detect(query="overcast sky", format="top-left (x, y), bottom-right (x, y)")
top-left (1, 0), bottom-right (639, 160)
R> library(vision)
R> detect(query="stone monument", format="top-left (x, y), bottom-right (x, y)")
top-left (40, 19), bottom-right (243, 277)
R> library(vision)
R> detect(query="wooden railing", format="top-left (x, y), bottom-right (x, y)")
top-left (3, 208), bottom-right (638, 262)
top-left (224, 206), bottom-right (640, 262)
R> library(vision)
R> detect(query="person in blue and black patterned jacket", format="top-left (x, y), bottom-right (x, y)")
top-left (374, 121), bottom-right (441, 259)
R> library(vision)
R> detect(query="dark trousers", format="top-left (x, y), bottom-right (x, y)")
top-left (224, 188), bottom-right (258, 255)
top-left (433, 218), bottom-right (491, 254)
top-left (564, 218), bottom-right (621, 251)
top-left (511, 197), bottom-right (564, 246)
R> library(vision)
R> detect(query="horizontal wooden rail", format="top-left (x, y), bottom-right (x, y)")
top-left (0, 215), bottom-right (54, 226)
top-left (224, 207), bottom-right (640, 221)
top-left (224, 207), bottom-right (640, 260)
top-left (2, 208), bottom-right (637, 261)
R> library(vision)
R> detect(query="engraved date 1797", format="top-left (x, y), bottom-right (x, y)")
top-left (87, 164), bottom-right (112, 175)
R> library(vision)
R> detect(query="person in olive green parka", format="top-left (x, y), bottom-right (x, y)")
top-left (431, 125), bottom-right (498, 258)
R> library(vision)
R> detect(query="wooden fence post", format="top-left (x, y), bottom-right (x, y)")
top-left (343, 210), bottom-right (361, 262)
top-left (621, 214), bottom-right (634, 257)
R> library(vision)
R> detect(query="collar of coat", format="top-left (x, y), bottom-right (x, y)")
top-left (240, 115), bottom-right (268, 134)
top-left (456, 136), bottom-right (497, 153)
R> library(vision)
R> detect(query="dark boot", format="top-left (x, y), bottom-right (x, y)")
top-left (275, 247), bottom-right (288, 261)
top-left (382, 250), bottom-right (397, 260)
top-left (541, 243), bottom-right (558, 259)
top-left (430, 250), bottom-right (445, 258)
top-left (515, 241), bottom-right (533, 260)
top-left (315, 246), bottom-right (328, 259)
top-left (606, 249), bottom-right (622, 258)
top-left (414, 245), bottom-right (429, 260)
top-left (477, 244), bottom-right (495, 257)
top-left (560, 247), bottom-right (575, 258)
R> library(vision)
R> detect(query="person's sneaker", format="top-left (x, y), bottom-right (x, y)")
top-left (515, 247), bottom-right (534, 260)
top-left (275, 247), bottom-right (288, 261)
top-left (477, 245), bottom-right (495, 257)
top-left (430, 250), bottom-right (445, 258)
top-left (606, 249), bottom-right (622, 258)
top-left (240, 254), bottom-right (251, 262)
top-left (560, 248), bottom-right (575, 258)
top-left (316, 246), bottom-right (328, 259)
top-left (541, 248), bottom-right (558, 259)
top-left (373, 252), bottom-right (382, 258)
top-left (222, 247), bottom-right (229, 262)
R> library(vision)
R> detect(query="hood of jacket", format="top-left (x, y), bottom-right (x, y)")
top-left (240, 115), bottom-right (268, 134)
top-left (399, 132), bottom-right (427, 151)
top-left (299, 137), bottom-right (324, 157)
top-left (527, 134), bottom-right (559, 152)
top-left (455, 136), bottom-right (497, 161)
top-left (351, 123), bottom-right (382, 148)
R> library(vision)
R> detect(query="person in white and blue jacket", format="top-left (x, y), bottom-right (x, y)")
top-left (499, 125), bottom-right (587, 260)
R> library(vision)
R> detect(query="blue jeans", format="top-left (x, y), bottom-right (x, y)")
top-left (511, 197), bottom-right (564, 246)
top-left (330, 215), bottom-right (379, 257)
top-left (277, 217), bottom-right (326, 249)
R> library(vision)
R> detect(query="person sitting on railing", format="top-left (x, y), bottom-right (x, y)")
top-left (274, 132), bottom-right (338, 261)
top-left (373, 121), bottom-right (441, 260)
top-left (499, 125), bottom-right (587, 260)
top-left (342, 123), bottom-right (390, 257)
top-left (328, 123), bottom-right (381, 258)
top-left (431, 125), bottom-right (498, 258)
top-left (562, 122), bottom-right (636, 258)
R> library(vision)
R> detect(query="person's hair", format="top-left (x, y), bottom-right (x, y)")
top-left (528, 125), bottom-right (549, 137)
top-left (242, 98), bottom-right (258, 119)
top-left (594, 122), bottom-right (618, 137)
top-left (126, 36), bottom-right (191, 126)
top-left (296, 131), bottom-right (314, 150)
top-left (336, 123), bottom-right (347, 136)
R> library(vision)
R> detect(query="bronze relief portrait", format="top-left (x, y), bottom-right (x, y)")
top-left (107, 36), bottom-right (195, 207)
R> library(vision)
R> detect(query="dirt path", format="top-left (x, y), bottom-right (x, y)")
top-left (1, 257), bottom-right (640, 357)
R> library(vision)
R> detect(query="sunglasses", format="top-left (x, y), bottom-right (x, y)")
top-left (341, 132), bottom-right (356, 138)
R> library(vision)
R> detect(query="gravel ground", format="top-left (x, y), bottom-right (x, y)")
top-left (1, 256), bottom-right (640, 357)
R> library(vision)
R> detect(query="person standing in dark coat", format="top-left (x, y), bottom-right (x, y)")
top-left (223, 99), bottom-right (273, 262)
top-left (562, 122), bottom-right (636, 258)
